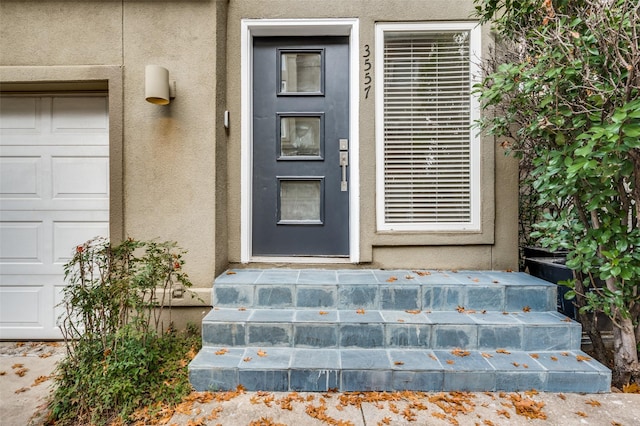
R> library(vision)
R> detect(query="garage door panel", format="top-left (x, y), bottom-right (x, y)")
top-left (0, 133), bottom-right (109, 146)
top-left (53, 221), bottom-right (109, 264)
top-left (52, 156), bottom-right (109, 198)
top-left (0, 221), bottom-right (44, 264)
top-left (0, 286), bottom-right (44, 324)
top-left (0, 279), bottom-right (60, 339)
top-left (52, 97), bottom-right (108, 132)
top-left (0, 98), bottom-right (40, 132)
top-left (0, 155), bottom-right (41, 197)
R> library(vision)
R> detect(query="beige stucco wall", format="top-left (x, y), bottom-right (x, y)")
top-left (225, 0), bottom-right (519, 270)
top-left (0, 0), bottom-right (518, 317)
top-left (0, 0), bottom-right (228, 308)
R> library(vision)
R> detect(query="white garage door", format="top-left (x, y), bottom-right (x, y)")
top-left (0, 96), bottom-right (109, 339)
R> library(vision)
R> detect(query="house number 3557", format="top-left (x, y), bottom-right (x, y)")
top-left (363, 44), bottom-right (372, 99)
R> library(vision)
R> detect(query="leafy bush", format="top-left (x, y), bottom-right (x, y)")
top-left (47, 238), bottom-right (200, 425)
top-left (473, 0), bottom-right (640, 386)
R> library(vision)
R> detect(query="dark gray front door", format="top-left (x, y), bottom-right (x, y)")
top-left (253, 37), bottom-right (349, 256)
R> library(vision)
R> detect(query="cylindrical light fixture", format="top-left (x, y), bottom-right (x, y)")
top-left (145, 65), bottom-right (170, 105)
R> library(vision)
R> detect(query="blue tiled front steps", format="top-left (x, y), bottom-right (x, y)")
top-left (189, 269), bottom-right (611, 393)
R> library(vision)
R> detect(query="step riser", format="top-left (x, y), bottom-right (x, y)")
top-left (189, 348), bottom-right (611, 393)
top-left (202, 322), bottom-right (581, 351)
top-left (213, 283), bottom-right (557, 312)
top-left (190, 368), bottom-right (611, 393)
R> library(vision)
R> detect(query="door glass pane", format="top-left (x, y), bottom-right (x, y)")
top-left (280, 180), bottom-right (321, 222)
top-left (280, 117), bottom-right (321, 157)
top-left (281, 52), bottom-right (321, 93)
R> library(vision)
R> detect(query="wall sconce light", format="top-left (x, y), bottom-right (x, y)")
top-left (145, 65), bottom-right (176, 105)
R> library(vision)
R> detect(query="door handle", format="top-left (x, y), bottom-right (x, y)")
top-left (340, 151), bottom-right (348, 191)
top-left (339, 139), bottom-right (348, 192)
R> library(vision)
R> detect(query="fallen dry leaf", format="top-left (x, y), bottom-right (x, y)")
top-left (14, 368), bottom-right (28, 377)
top-left (508, 393), bottom-right (547, 420)
top-left (14, 387), bottom-right (30, 394)
top-left (558, 393), bottom-right (566, 400)
top-left (243, 357), bottom-right (252, 362)
top-left (356, 308), bottom-right (366, 314)
top-left (215, 348), bottom-right (229, 356)
top-left (38, 352), bottom-right (53, 359)
top-left (446, 359), bottom-right (455, 365)
top-left (451, 348), bottom-right (471, 357)
top-left (386, 276), bottom-right (398, 282)
top-left (496, 348), bottom-right (511, 355)
top-left (319, 311), bottom-right (328, 315)
top-left (497, 409), bottom-right (511, 418)
top-left (456, 305), bottom-right (466, 313)
top-left (207, 407), bottom-right (223, 420)
top-left (413, 270), bottom-right (431, 276)
top-left (512, 362), bottom-right (520, 367)
top-left (405, 309), bottom-right (421, 314)
top-left (576, 355), bottom-right (592, 362)
top-left (522, 306), bottom-right (531, 312)
top-left (238, 307), bottom-right (247, 311)
top-left (0, 371), bottom-right (6, 376)
top-left (530, 353), bottom-right (539, 359)
top-left (394, 361), bottom-right (404, 366)
top-left (481, 353), bottom-right (493, 358)
top-left (585, 399), bottom-right (601, 407)
top-left (623, 382), bottom-right (640, 393)
top-left (550, 356), bottom-right (558, 361)
top-left (576, 411), bottom-right (588, 417)
top-left (11, 363), bottom-right (24, 369)
top-left (257, 349), bottom-right (267, 357)
top-left (405, 275), bottom-right (414, 280)
top-left (248, 417), bottom-right (286, 426)
top-left (402, 406), bottom-right (417, 421)
top-left (561, 352), bottom-right (569, 357)
top-left (31, 375), bottom-right (51, 387)
top-left (226, 271), bottom-right (236, 275)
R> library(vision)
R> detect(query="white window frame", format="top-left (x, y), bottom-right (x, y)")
top-left (240, 19), bottom-right (360, 263)
top-left (375, 22), bottom-right (482, 232)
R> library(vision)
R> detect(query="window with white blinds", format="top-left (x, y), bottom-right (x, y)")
top-left (375, 23), bottom-right (481, 231)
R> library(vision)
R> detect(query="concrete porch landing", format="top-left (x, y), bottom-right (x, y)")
top-left (189, 269), bottom-right (611, 393)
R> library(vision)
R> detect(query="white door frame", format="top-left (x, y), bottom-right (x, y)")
top-left (240, 18), bottom-right (360, 263)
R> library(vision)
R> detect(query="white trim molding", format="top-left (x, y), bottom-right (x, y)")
top-left (240, 18), bottom-right (360, 263)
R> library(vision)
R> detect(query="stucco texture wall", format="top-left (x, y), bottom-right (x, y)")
top-left (0, 0), bottom-right (228, 305)
top-left (225, 0), bottom-right (518, 270)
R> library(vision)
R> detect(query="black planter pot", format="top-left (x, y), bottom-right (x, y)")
top-left (524, 256), bottom-right (576, 319)
top-left (523, 246), bottom-right (569, 259)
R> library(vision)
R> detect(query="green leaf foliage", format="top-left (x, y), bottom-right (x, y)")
top-left (48, 237), bottom-right (200, 425)
top-left (473, 0), bottom-right (639, 381)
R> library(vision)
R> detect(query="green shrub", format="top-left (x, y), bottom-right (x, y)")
top-left (47, 237), bottom-right (200, 425)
